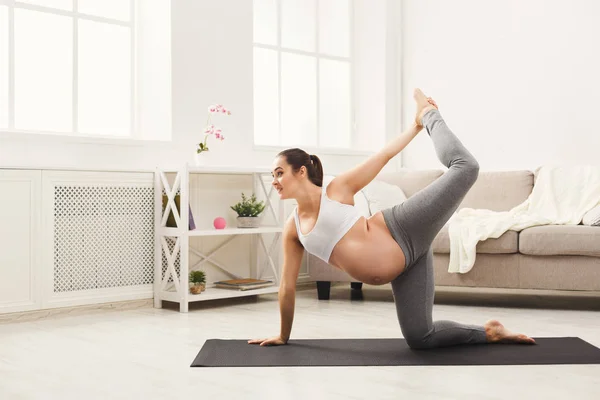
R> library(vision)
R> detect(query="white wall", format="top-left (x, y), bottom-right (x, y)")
top-left (0, 0), bottom-right (400, 176)
top-left (0, 0), bottom-right (403, 289)
top-left (9, 1), bottom-right (598, 175)
top-left (400, 0), bottom-right (600, 171)
top-left (170, 0), bottom-right (400, 175)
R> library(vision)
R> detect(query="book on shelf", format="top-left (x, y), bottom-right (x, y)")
top-left (161, 194), bottom-right (196, 230)
top-left (213, 278), bottom-right (274, 291)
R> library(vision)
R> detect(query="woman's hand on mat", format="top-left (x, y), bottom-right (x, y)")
top-left (248, 335), bottom-right (287, 346)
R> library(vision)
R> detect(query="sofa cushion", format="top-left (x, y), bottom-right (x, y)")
top-left (519, 225), bottom-right (600, 257)
top-left (362, 180), bottom-right (407, 214)
top-left (433, 224), bottom-right (519, 254)
top-left (377, 169), bottom-right (443, 198)
top-left (458, 170), bottom-right (533, 212)
top-left (378, 170), bottom-right (533, 212)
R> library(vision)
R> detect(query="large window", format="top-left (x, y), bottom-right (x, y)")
top-left (0, 0), bottom-right (171, 140)
top-left (253, 0), bottom-right (354, 151)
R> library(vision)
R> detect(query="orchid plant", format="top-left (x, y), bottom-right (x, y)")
top-left (197, 104), bottom-right (231, 154)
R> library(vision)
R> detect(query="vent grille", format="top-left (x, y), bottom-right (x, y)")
top-left (54, 185), bottom-right (154, 293)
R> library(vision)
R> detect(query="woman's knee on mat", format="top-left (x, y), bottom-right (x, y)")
top-left (405, 335), bottom-right (434, 350)
top-left (402, 327), bottom-right (434, 349)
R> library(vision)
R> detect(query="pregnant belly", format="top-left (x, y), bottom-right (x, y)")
top-left (329, 213), bottom-right (406, 285)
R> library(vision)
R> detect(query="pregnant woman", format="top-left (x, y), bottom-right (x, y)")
top-left (249, 89), bottom-right (535, 349)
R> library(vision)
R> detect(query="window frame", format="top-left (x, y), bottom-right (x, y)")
top-left (252, 0), bottom-right (367, 155)
top-left (0, 0), bottom-right (140, 142)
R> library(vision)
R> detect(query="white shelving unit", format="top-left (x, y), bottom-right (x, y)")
top-left (154, 164), bottom-right (285, 312)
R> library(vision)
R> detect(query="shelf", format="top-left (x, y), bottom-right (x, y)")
top-left (160, 285), bottom-right (279, 302)
top-left (159, 226), bottom-right (283, 236)
top-left (155, 165), bottom-right (284, 312)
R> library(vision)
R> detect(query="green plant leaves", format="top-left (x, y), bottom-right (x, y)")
top-left (189, 270), bottom-right (206, 284)
top-left (230, 192), bottom-right (266, 217)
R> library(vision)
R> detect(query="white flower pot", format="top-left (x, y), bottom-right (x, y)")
top-left (236, 216), bottom-right (261, 228)
top-left (194, 151), bottom-right (212, 167)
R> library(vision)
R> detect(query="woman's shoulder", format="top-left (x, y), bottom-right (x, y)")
top-left (324, 177), bottom-right (355, 205)
top-left (283, 212), bottom-right (300, 241)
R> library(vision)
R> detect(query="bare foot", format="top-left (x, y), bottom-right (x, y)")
top-left (413, 88), bottom-right (438, 126)
top-left (484, 320), bottom-right (536, 345)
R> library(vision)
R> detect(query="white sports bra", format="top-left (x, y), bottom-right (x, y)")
top-left (293, 183), bottom-right (362, 263)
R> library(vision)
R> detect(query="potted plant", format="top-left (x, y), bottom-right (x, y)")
top-left (230, 193), bottom-right (266, 228)
top-left (189, 270), bottom-right (206, 294)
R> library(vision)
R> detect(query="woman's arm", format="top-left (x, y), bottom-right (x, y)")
top-left (380, 123), bottom-right (423, 160)
top-left (248, 215), bottom-right (303, 346)
top-left (335, 123), bottom-right (422, 195)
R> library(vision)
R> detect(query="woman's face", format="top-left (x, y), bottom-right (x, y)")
top-left (271, 156), bottom-right (303, 200)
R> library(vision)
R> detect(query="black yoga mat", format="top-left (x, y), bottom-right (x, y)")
top-left (191, 337), bottom-right (600, 367)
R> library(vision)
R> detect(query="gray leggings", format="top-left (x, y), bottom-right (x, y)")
top-left (382, 109), bottom-right (487, 349)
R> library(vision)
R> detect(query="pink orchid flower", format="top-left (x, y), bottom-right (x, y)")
top-left (209, 104), bottom-right (232, 115)
top-left (198, 104), bottom-right (231, 153)
top-left (204, 124), bottom-right (215, 134)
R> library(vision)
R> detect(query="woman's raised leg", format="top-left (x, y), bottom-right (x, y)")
top-left (383, 89), bottom-right (480, 265)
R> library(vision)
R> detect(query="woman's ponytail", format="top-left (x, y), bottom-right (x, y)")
top-left (277, 148), bottom-right (324, 187)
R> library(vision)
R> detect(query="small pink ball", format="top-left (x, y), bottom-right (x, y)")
top-left (213, 217), bottom-right (226, 229)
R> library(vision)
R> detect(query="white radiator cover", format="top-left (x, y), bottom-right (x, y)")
top-left (43, 171), bottom-right (154, 308)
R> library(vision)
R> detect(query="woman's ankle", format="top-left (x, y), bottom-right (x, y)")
top-left (416, 105), bottom-right (437, 126)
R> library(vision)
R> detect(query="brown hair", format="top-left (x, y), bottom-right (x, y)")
top-left (277, 148), bottom-right (324, 187)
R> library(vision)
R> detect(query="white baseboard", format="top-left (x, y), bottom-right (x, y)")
top-left (0, 298), bottom-right (153, 324)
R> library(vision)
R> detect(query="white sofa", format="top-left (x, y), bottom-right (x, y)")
top-left (309, 169), bottom-right (600, 300)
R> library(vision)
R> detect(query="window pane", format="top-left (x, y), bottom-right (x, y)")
top-left (319, 0), bottom-right (350, 57)
top-left (253, 0), bottom-right (277, 46)
top-left (319, 59), bottom-right (350, 148)
top-left (253, 48), bottom-right (279, 146)
top-left (78, 20), bottom-right (130, 136)
top-left (0, 6), bottom-right (7, 129)
top-left (281, 53), bottom-right (316, 147)
top-left (78, 0), bottom-right (131, 22)
top-left (281, 0), bottom-right (315, 52)
top-left (19, 0), bottom-right (73, 11)
top-left (14, 9), bottom-right (72, 132)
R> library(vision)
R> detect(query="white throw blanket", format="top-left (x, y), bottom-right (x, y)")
top-left (448, 165), bottom-right (600, 274)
